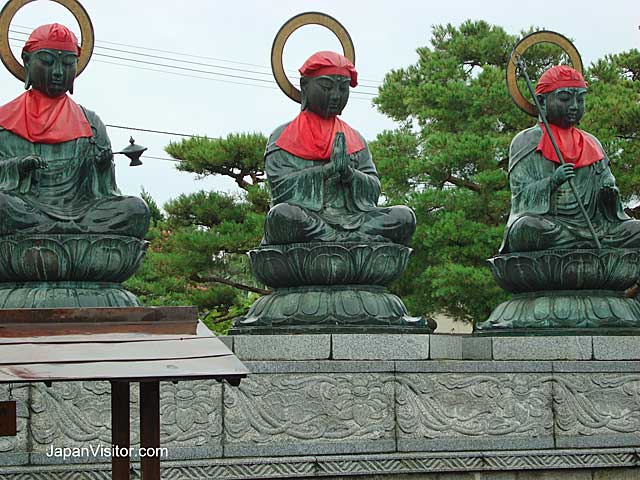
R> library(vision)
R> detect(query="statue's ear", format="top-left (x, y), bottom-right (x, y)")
top-left (536, 94), bottom-right (546, 112)
top-left (21, 52), bottom-right (31, 90)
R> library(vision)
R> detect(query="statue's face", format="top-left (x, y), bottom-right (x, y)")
top-left (24, 49), bottom-right (77, 97)
top-left (541, 87), bottom-right (587, 128)
top-left (301, 75), bottom-right (350, 118)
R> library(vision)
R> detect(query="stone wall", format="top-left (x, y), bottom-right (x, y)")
top-left (1, 334), bottom-right (640, 479)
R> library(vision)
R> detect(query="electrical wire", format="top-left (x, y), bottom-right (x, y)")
top-left (10, 24), bottom-right (384, 88)
top-left (7, 25), bottom-right (379, 144)
top-left (9, 35), bottom-right (377, 97)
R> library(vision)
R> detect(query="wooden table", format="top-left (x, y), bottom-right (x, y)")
top-left (0, 307), bottom-right (248, 480)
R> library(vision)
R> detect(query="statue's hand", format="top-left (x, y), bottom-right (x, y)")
top-left (19, 155), bottom-right (47, 175)
top-left (96, 149), bottom-right (113, 167)
top-left (329, 132), bottom-right (349, 175)
top-left (551, 163), bottom-right (575, 188)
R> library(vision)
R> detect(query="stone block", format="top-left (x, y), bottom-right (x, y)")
top-left (493, 336), bottom-right (592, 360)
top-left (430, 335), bottom-right (462, 359)
top-left (30, 380), bottom-right (223, 464)
top-left (233, 334), bottom-right (330, 360)
top-left (462, 335), bottom-right (493, 360)
top-left (244, 360), bottom-right (394, 374)
top-left (0, 383), bottom-right (29, 466)
top-left (217, 336), bottom-right (233, 351)
top-left (395, 373), bottom-right (554, 452)
top-left (332, 334), bottom-right (429, 360)
top-left (223, 372), bottom-right (396, 456)
top-left (553, 361), bottom-right (640, 372)
top-left (516, 469), bottom-right (593, 479)
top-left (593, 467), bottom-right (640, 480)
top-left (593, 336), bottom-right (640, 360)
top-left (395, 361), bottom-right (553, 373)
top-left (553, 373), bottom-right (640, 449)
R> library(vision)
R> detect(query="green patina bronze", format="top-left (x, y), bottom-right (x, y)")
top-left (232, 73), bottom-right (431, 334)
top-left (0, 46), bottom-right (150, 308)
top-left (479, 83), bottom-right (640, 331)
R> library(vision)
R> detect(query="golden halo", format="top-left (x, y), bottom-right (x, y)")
top-left (506, 30), bottom-right (583, 117)
top-left (0, 0), bottom-right (94, 82)
top-left (271, 11), bottom-right (355, 103)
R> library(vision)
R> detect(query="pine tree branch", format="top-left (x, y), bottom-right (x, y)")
top-left (446, 174), bottom-right (481, 192)
top-left (194, 274), bottom-right (271, 295)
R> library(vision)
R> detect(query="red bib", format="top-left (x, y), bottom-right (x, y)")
top-left (275, 111), bottom-right (365, 161)
top-left (0, 89), bottom-right (92, 144)
top-left (537, 123), bottom-right (604, 168)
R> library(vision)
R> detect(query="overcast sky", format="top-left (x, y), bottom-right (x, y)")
top-left (0, 0), bottom-right (636, 207)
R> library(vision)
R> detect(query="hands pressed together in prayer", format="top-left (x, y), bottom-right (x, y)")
top-left (324, 132), bottom-right (353, 183)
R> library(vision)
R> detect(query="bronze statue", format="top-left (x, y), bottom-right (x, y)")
top-left (232, 13), bottom-right (431, 334)
top-left (0, 9), bottom-right (149, 309)
top-left (0, 23), bottom-right (149, 238)
top-left (500, 64), bottom-right (640, 253)
top-left (263, 50), bottom-right (415, 245)
top-left (480, 31), bottom-right (640, 331)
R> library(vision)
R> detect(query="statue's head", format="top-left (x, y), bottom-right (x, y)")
top-left (299, 51), bottom-right (358, 119)
top-left (535, 65), bottom-right (587, 128)
top-left (21, 23), bottom-right (80, 97)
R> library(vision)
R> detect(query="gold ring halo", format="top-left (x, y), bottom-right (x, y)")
top-left (506, 30), bottom-right (583, 117)
top-left (271, 11), bottom-right (355, 103)
top-left (0, 0), bottom-right (94, 82)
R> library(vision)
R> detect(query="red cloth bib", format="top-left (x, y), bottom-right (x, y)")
top-left (0, 89), bottom-right (92, 144)
top-left (275, 111), bottom-right (365, 161)
top-left (536, 123), bottom-right (604, 169)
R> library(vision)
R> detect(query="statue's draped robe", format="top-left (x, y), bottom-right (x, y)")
top-left (263, 123), bottom-right (415, 245)
top-left (501, 125), bottom-right (640, 253)
top-left (0, 107), bottom-right (149, 238)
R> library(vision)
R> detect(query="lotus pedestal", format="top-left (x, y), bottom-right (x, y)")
top-left (0, 234), bottom-right (147, 308)
top-left (231, 242), bottom-right (433, 334)
top-left (478, 248), bottom-right (640, 332)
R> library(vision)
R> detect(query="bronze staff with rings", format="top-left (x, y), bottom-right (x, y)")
top-left (480, 30), bottom-right (640, 331)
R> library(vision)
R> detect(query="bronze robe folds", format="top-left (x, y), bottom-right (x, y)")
top-left (263, 123), bottom-right (415, 245)
top-left (501, 125), bottom-right (640, 253)
top-left (0, 108), bottom-right (149, 238)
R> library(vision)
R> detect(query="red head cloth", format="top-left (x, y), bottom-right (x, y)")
top-left (535, 65), bottom-right (587, 94)
top-left (23, 23), bottom-right (80, 55)
top-left (299, 51), bottom-right (358, 87)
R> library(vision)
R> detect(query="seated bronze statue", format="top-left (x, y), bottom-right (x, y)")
top-left (0, 23), bottom-right (149, 238)
top-left (501, 65), bottom-right (640, 253)
top-left (263, 51), bottom-right (415, 245)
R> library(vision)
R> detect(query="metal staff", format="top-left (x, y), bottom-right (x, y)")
top-left (514, 54), bottom-right (602, 249)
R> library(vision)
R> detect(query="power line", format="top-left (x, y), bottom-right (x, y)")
top-left (9, 39), bottom-right (374, 103)
top-left (93, 59), bottom-right (280, 91)
top-left (10, 24), bottom-right (384, 88)
top-left (141, 155), bottom-right (180, 163)
top-left (106, 124), bottom-right (197, 138)
top-left (9, 35), bottom-right (377, 96)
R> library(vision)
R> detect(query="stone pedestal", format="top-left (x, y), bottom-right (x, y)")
top-left (2, 334), bottom-right (640, 479)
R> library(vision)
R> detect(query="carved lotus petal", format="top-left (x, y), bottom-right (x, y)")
top-left (248, 242), bottom-right (412, 288)
top-left (0, 234), bottom-right (147, 282)
top-left (489, 248), bottom-right (640, 293)
top-left (305, 251), bottom-right (352, 284)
